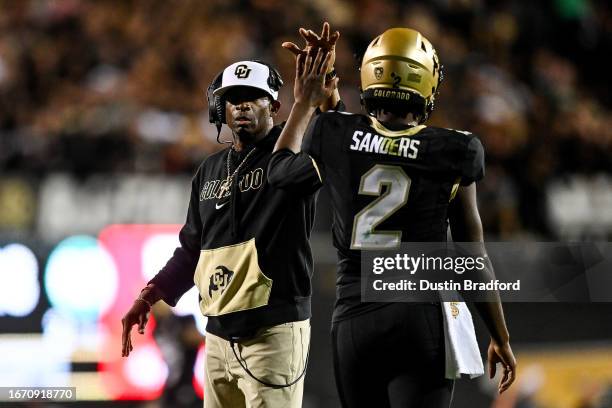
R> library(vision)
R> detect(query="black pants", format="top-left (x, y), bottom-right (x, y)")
top-left (331, 303), bottom-right (454, 408)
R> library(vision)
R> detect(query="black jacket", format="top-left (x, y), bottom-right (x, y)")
top-left (149, 124), bottom-right (322, 339)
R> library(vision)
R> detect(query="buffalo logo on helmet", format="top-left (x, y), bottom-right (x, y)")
top-left (374, 66), bottom-right (384, 80)
top-left (234, 64), bottom-right (252, 79)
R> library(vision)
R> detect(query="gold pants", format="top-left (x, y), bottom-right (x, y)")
top-left (204, 319), bottom-right (310, 408)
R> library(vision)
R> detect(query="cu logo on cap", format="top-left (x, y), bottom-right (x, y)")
top-left (234, 64), bottom-right (251, 79)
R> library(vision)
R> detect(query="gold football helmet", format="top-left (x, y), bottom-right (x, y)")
top-left (360, 28), bottom-right (442, 122)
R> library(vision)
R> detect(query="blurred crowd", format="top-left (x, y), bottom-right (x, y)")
top-left (1, 0), bottom-right (612, 238)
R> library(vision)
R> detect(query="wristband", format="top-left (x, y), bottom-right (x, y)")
top-left (136, 296), bottom-right (152, 310)
top-left (325, 69), bottom-right (337, 81)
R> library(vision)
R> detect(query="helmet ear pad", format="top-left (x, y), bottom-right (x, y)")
top-left (423, 63), bottom-right (444, 121)
top-left (206, 71), bottom-right (225, 135)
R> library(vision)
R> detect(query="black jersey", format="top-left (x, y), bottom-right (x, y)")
top-left (301, 112), bottom-right (485, 322)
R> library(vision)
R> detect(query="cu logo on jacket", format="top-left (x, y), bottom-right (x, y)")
top-left (209, 265), bottom-right (234, 298)
top-left (234, 64), bottom-right (251, 79)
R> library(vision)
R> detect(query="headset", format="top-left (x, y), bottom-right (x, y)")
top-left (206, 60), bottom-right (284, 143)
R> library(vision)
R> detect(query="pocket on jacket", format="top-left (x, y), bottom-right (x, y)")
top-left (193, 238), bottom-right (272, 316)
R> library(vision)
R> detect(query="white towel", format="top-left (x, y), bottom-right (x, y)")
top-left (441, 301), bottom-right (484, 379)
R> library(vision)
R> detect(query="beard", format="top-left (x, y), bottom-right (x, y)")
top-left (234, 127), bottom-right (258, 144)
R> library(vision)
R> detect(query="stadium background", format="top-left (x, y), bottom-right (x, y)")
top-left (1, 0), bottom-right (612, 407)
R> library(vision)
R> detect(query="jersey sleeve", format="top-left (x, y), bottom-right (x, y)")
top-left (266, 149), bottom-right (322, 194)
top-left (148, 164), bottom-right (203, 306)
top-left (305, 101), bottom-right (344, 162)
top-left (460, 136), bottom-right (485, 185)
top-left (301, 112), bottom-right (324, 161)
top-left (266, 114), bottom-right (325, 194)
top-left (314, 99), bottom-right (346, 116)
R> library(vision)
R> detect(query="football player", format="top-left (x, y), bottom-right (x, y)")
top-left (269, 28), bottom-right (516, 407)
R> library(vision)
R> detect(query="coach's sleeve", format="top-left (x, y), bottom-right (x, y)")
top-left (460, 136), bottom-right (485, 185)
top-left (267, 114), bottom-right (324, 193)
top-left (148, 165), bottom-right (203, 306)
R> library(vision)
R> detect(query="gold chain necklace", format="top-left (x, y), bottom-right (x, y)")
top-left (218, 146), bottom-right (256, 201)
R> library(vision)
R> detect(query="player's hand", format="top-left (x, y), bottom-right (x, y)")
top-left (294, 48), bottom-right (337, 108)
top-left (487, 338), bottom-right (517, 394)
top-left (121, 298), bottom-right (151, 357)
top-left (282, 22), bottom-right (340, 73)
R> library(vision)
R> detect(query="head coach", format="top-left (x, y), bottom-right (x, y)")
top-left (120, 23), bottom-right (341, 408)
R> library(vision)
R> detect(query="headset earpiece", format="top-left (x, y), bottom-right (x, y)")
top-left (248, 59), bottom-right (283, 93)
top-left (207, 71), bottom-right (225, 138)
top-left (267, 66), bottom-right (283, 91)
top-left (206, 71), bottom-right (226, 141)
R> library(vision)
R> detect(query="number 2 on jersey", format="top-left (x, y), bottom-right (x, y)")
top-left (350, 165), bottom-right (411, 249)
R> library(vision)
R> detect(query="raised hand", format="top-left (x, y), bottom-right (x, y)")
top-left (294, 48), bottom-right (338, 108)
top-left (282, 22), bottom-right (340, 72)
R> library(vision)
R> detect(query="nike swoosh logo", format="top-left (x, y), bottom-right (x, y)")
top-left (215, 201), bottom-right (228, 210)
